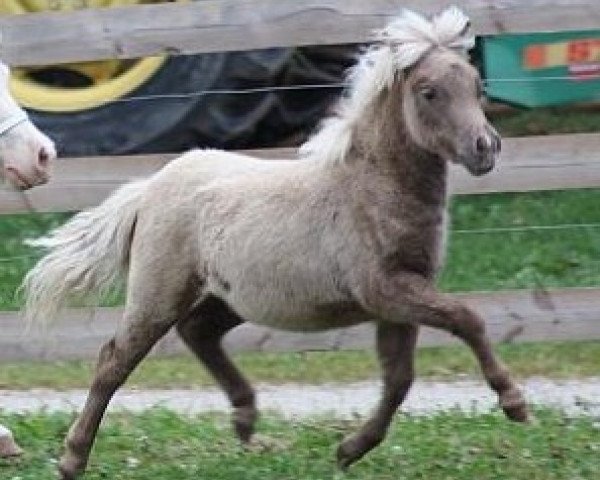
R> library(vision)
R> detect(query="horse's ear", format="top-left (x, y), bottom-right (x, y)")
top-left (433, 6), bottom-right (474, 52)
top-left (396, 64), bottom-right (415, 88)
top-left (460, 20), bottom-right (471, 37)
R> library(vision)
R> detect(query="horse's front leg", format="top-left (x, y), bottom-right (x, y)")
top-left (337, 322), bottom-right (418, 469)
top-left (361, 272), bottom-right (529, 424)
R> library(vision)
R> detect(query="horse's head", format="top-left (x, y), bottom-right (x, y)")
top-left (301, 7), bottom-right (500, 174)
top-left (388, 7), bottom-right (500, 176)
top-left (0, 62), bottom-right (56, 189)
top-left (402, 46), bottom-right (500, 176)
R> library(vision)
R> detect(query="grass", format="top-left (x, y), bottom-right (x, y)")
top-left (1, 409), bottom-right (598, 479)
top-left (492, 107), bottom-right (600, 137)
top-left (0, 212), bottom-right (71, 310)
top-left (2, 189), bottom-right (600, 309)
top-left (441, 189), bottom-right (600, 291)
top-left (0, 341), bottom-right (598, 391)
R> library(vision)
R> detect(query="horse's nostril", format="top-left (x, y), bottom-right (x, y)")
top-left (476, 136), bottom-right (487, 153)
top-left (38, 148), bottom-right (50, 168)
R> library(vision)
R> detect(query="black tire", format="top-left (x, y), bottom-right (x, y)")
top-left (27, 46), bottom-right (356, 156)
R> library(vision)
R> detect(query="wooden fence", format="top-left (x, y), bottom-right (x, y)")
top-left (3, 133), bottom-right (600, 214)
top-left (1, 288), bottom-right (599, 361)
top-left (1, 1), bottom-right (599, 360)
top-left (1, 0), bottom-right (599, 66)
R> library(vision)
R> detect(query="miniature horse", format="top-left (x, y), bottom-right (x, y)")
top-left (23, 8), bottom-right (528, 479)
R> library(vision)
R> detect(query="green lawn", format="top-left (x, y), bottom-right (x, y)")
top-left (493, 107), bottom-right (600, 137)
top-left (0, 212), bottom-right (71, 310)
top-left (1, 409), bottom-right (598, 479)
top-left (0, 341), bottom-right (598, 391)
top-left (2, 189), bottom-right (600, 309)
top-left (442, 189), bottom-right (600, 291)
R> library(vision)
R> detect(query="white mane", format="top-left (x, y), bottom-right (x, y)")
top-left (299, 6), bottom-right (475, 163)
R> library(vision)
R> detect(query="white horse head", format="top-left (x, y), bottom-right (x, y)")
top-left (0, 62), bottom-right (56, 189)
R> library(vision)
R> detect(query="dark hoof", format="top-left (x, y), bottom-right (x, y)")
top-left (57, 465), bottom-right (77, 480)
top-left (336, 442), bottom-right (358, 471)
top-left (234, 421), bottom-right (254, 444)
top-left (500, 388), bottom-right (530, 423)
top-left (57, 452), bottom-right (86, 480)
top-left (336, 434), bottom-right (379, 471)
top-left (233, 406), bottom-right (258, 443)
top-left (503, 403), bottom-right (530, 423)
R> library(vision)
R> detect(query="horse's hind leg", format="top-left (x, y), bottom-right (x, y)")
top-left (58, 267), bottom-right (198, 480)
top-left (58, 318), bottom-right (177, 479)
top-left (176, 296), bottom-right (258, 444)
top-left (337, 323), bottom-right (418, 469)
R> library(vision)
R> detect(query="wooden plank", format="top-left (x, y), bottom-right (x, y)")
top-left (449, 132), bottom-right (600, 194)
top-left (0, 153), bottom-right (179, 214)
top-left (1, 0), bottom-right (599, 66)
top-left (1, 133), bottom-right (600, 214)
top-left (1, 287), bottom-right (599, 361)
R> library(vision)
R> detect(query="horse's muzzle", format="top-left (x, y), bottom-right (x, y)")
top-left (468, 159), bottom-right (495, 176)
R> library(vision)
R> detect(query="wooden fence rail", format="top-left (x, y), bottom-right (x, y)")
top-left (2, 133), bottom-right (600, 215)
top-left (1, 0), bottom-right (599, 66)
top-left (1, 287), bottom-right (599, 361)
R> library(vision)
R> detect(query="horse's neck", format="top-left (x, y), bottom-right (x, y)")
top-left (343, 89), bottom-right (449, 278)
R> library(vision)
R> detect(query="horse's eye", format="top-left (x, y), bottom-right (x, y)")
top-left (421, 87), bottom-right (437, 101)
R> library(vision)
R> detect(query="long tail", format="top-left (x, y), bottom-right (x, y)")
top-left (21, 178), bottom-right (149, 325)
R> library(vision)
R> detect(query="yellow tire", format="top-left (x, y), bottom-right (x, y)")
top-left (2, 1), bottom-right (171, 112)
top-left (4, 2), bottom-right (354, 156)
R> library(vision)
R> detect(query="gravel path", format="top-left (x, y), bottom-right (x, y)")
top-left (1, 378), bottom-right (599, 418)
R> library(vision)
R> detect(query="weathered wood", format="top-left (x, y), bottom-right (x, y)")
top-left (1, 288), bottom-right (599, 361)
top-left (448, 132), bottom-right (600, 194)
top-left (1, 133), bottom-right (599, 214)
top-left (1, 0), bottom-right (598, 66)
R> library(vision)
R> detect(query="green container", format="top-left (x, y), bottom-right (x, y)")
top-left (481, 31), bottom-right (600, 107)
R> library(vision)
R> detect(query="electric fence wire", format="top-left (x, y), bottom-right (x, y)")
top-left (57, 74), bottom-right (600, 106)
top-left (2, 222), bottom-right (600, 264)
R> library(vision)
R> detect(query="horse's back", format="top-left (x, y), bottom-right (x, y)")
top-left (161, 148), bottom-right (297, 186)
